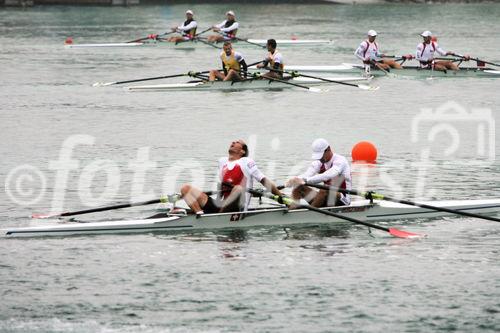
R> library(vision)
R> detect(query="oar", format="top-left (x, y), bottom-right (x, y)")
top-left (369, 60), bottom-right (396, 77)
top-left (232, 36), bottom-right (266, 49)
top-left (452, 53), bottom-right (500, 67)
top-left (93, 73), bottom-right (190, 87)
top-left (194, 27), bottom-right (212, 37)
top-left (306, 183), bottom-right (500, 223)
top-left (126, 32), bottom-right (175, 44)
top-left (32, 190), bottom-right (220, 219)
top-left (253, 73), bottom-right (322, 92)
top-left (247, 188), bottom-right (423, 239)
top-left (193, 37), bottom-right (222, 49)
top-left (266, 67), bottom-right (379, 91)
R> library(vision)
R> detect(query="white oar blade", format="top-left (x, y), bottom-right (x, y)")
top-left (308, 87), bottom-right (322, 93)
top-left (92, 82), bottom-right (116, 87)
top-left (358, 84), bottom-right (379, 91)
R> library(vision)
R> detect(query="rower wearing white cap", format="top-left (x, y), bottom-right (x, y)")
top-left (207, 11), bottom-right (239, 43)
top-left (167, 10), bottom-right (198, 43)
top-left (354, 30), bottom-right (402, 71)
top-left (416, 31), bottom-right (467, 71)
top-left (285, 139), bottom-right (352, 208)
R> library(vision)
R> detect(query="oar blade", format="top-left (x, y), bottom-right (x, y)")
top-left (308, 87), bottom-right (322, 93)
top-left (92, 81), bottom-right (115, 87)
top-left (32, 212), bottom-right (62, 219)
top-left (358, 84), bottom-right (379, 91)
top-left (388, 228), bottom-right (426, 239)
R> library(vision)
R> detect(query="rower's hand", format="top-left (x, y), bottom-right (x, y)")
top-left (285, 176), bottom-right (305, 188)
top-left (402, 54), bottom-right (414, 60)
top-left (463, 54), bottom-right (471, 61)
top-left (256, 63), bottom-right (263, 69)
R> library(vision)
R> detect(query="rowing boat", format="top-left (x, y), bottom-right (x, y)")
top-left (64, 39), bottom-right (333, 49)
top-left (269, 63), bottom-right (500, 78)
top-left (4, 198), bottom-right (500, 238)
top-left (124, 76), bottom-right (370, 92)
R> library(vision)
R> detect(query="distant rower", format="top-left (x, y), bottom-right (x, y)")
top-left (255, 39), bottom-right (284, 79)
top-left (167, 10), bottom-right (197, 43)
top-left (416, 31), bottom-right (468, 71)
top-left (209, 42), bottom-right (248, 82)
top-left (354, 30), bottom-right (402, 70)
top-left (207, 11), bottom-right (239, 43)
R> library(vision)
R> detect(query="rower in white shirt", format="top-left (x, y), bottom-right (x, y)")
top-left (255, 39), bottom-right (284, 79)
top-left (207, 11), bottom-right (239, 43)
top-left (286, 138), bottom-right (352, 208)
top-left (354, 30), bottom-right (402, 71)
top-left (180, 140), bottom-right (283, 215)
top-left (167, 10), bottom-right (198, 43)
top-left (209, 42), bottom-right (248, 81)
top-left (415, 31), bottom-right (469, 72)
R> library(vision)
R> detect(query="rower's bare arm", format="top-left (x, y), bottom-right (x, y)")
top-left (260, 178), bottom-right (283, 197)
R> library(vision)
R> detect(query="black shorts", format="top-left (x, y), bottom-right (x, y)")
top-left (203, 196), bottom-right (243, 214)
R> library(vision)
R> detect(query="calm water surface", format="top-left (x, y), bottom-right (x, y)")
top-left (0, 3), bottom-right (499, 333)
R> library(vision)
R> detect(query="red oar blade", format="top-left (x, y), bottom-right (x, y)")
top-left (388, 228), bottom-right (427, 239)
top-left (31, 212), bottom-right (62, 219)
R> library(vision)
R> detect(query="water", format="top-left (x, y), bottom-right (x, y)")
top-left (1, 3), bottom-right (499, 333)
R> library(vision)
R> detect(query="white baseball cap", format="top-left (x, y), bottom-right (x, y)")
top-left (367, 30), bottom-right (377, 37)
top-left (186, 10), bottom-right (194, 15)
top-left (226, 10), bottom-right (235, 16)
top-left (311, 138), bottom-right (330, 160)
top-left (420, 31), bottom-right (432, 37)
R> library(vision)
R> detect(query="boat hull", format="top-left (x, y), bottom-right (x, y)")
top-left (279, 63), bottom-right (500, 78)
top-left (125, 76), bottom-right (369, 92)
top-left (64, 39), bottom-right (333, 49)
top-left (4, 199), bottom-right (500, 238)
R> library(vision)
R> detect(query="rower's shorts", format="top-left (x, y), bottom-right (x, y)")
top-left (203, 196), bottom-right (243, 214)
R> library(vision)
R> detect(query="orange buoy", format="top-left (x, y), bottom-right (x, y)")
top-left (352, 141), bottom-right (378, 163)
top-left (65, 37), bottom-right (73, 45)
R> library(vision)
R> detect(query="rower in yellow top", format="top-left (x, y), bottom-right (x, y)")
top-left (415, 31), bottom-right (469, 72)
top-left (255, 39), bottom-right (284, 79)
top-left (209, 42), bottom-right (248, 82)
top-left (167, 10), bottom-right (198, 43)
top-left (354, 30), bottom-right (402, 71)
top-left (207, 11), bottom-right (239, 43)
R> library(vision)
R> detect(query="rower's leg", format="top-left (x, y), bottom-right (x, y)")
top-left (446, 62), bottom-right (459, 71)
top-left (433, 63), bottom-right (447, 72)
top-left (310, 189), bottom-right (328, 208)
top-left (223, 70), bottom-right (241, 81)
top-left (209, 70), bottom-right (225, 81)
top-left (180, 184), bottom-right (208, 213)
top-left (383, 59), bottom-right (402, 69)
top-left (220, 185), bottom-right (244, 212)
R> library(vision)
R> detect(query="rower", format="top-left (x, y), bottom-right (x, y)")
top-left (167, 9), bottom-right (198, 43)
top-left (209, 41), bottom-right (248, 82)
top-left (180, 140), bottom-right (283, 215)
top-left (285, 138), bottom-right (352, 208)
top-left (255, 39), bottom-right (284, 79)
top-left (416, 31), bottom-right (468, 71)
top-left (207, 11), bottom-right (239, 43)
top-left (354, 30), bottom-right (402, 71)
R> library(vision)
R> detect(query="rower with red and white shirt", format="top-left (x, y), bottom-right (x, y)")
top-left (180, 140), bottom-right (283, 215)
top-left (255, 39), bottom-right (284, 79)
top-left (207, 11), bottom-right (239, 43)
top-left (354, 30), bottom-right (402, 71)
top-left (286, 138), bottom-right (352, 208)
top-left (416, 31), bottom-right (469, 72)
top-left (167, 10), bottom-right (198, 44)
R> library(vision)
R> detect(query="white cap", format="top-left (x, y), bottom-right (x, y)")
top-left (420, 31), bottom-right (432, 37)
top-left (226, 10), bottom-right (235, 16)
top-left (311, 138), bottom-right (330, 160)
top-left (186, 10), bottom-right (194, 15)
top-left (367, 30), bottom-right (377, 37)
